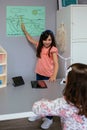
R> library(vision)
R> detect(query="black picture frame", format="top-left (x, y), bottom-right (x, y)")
top-left (57, 0), bottom-right (59, 10)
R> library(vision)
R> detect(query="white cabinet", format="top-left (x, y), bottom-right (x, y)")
top-left (0, 46), bottom-right (7, 88)
top-left (72, 6), bottom-right (87, 41)
top-left (71, 42), bottom-right (87, 64)
top-left (56, 5), bottom-right (87, 77)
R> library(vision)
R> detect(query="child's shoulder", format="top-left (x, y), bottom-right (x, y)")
top-left (50, 46), bottom-right (58, 53)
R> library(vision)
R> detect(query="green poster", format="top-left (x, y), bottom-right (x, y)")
top-left (62, 0), bottom-right (77, 7)
top-left (6, 6), bottom-right (45, 36)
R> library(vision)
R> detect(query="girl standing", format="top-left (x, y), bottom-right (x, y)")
top-left (21, 23), bottom-right (59, 129)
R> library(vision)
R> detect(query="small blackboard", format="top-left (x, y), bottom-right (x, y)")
top-left (12, 76), bottom-right (25, 87)
top-left (31, 80), bottom-right (47, 89)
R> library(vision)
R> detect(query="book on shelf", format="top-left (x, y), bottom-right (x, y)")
top-left (0, 66), bottom-right (3, 74)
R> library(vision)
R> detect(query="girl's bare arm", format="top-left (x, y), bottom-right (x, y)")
top-left (49, 53), bottom-right (59, 81)
top-left (21, 23), bottom-right (38, 46)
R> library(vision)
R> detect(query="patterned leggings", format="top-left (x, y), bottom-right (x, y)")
top-left (36, 73), bottom-right (53, 120)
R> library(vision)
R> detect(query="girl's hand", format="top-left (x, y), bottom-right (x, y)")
top-left (21, 23), bottom-right (26, 32)
top-left (49, 75), bottom-right (56, 82)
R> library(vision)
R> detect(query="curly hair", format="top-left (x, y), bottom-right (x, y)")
top-left (63, 63), bottom-right (87, 117)
top-left (36, 30), bottom-right (57, 58)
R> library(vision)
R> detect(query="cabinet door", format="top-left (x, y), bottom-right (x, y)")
top-left (72, 6), bottom-right (87, 41)
top-left (71, 42), bottom-right (87, 64)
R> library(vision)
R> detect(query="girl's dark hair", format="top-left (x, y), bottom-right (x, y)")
top-left (63, 63), bottom-right (87, 117)
top-left (36, 30), bottom-right (57, 58)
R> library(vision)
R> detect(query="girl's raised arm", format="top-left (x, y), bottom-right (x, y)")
top-left (21, 23), bottom-right (38, 46)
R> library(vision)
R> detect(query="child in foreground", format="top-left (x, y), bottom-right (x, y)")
top-left (31, 63), bottom-right (87, 130)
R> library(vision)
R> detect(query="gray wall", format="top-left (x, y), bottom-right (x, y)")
top-left (0, 0), bottom-right (57, 83)
top-left (78, 0), bottom-right (87, 4)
